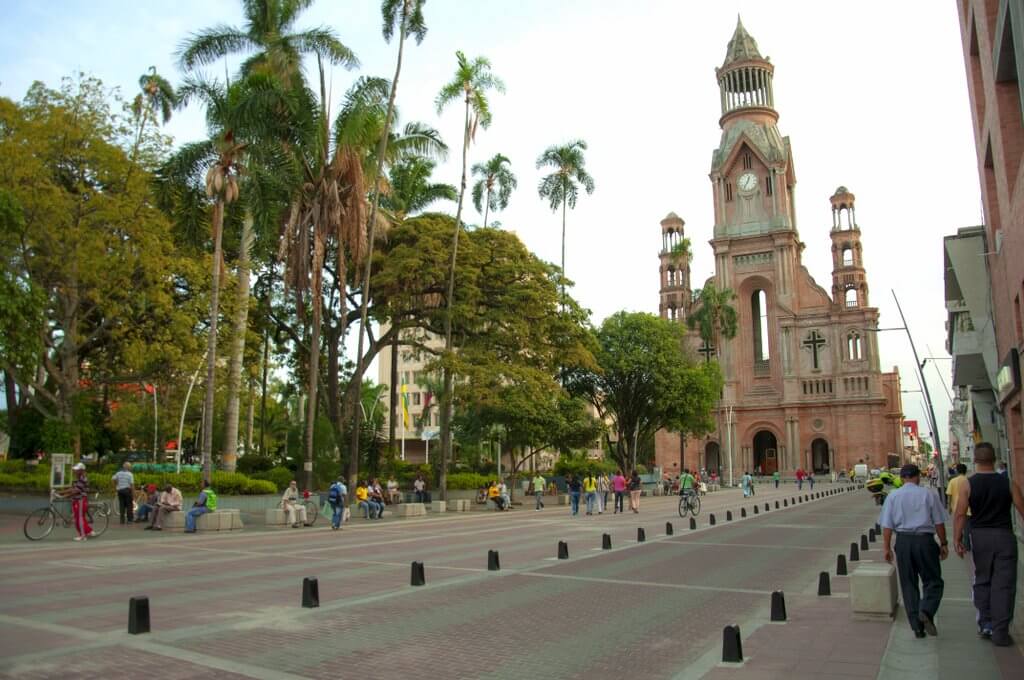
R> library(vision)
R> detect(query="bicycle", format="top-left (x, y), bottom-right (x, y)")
top-left (302, 498), bottom-right (320, 526)
top-left (24, 491), bottom-right (110, 541)
top-left (678, 489), bottom-right (701, 517)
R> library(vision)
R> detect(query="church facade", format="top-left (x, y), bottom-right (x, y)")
top-left (654, 19), bottom-right (904, 480)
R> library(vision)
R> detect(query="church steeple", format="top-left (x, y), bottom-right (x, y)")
top-left (829, 186), bottom-right (870, 308)
top-left (716, 15), bottom-right (776, 120)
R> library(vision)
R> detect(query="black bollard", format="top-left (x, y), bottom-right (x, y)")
top-left (798, 496), bottom-right (803, 504)
top-left (128, 596), bottom-right (150, 635)
top-left (602, 533), bottom-right (612, 550)
top-left (770, 591), bottom-right (787, 621)
top-left (875, 522), bottom-right (881, 534)
top-left (665, 522), bottom-right (674, 536)
top-left (818, 571), bottom-right (831, 596)
top-left (869, 528), bottom-right (876, 542)
top-left (765, 503), bottom-right (770, 511)
top-left (741, 507), bottom-right (747, 518)
top-left (689, 517), bottom-right (697, 530)
top-left (726, 510), bottom-right (733, 521)
top-left (558, 541), bottom-right (569, 559)
top-left (637, 527), bottom-right (646, 543)
top-left (302, 577), bottom-right (320, 607)
top-left (722, 625), bottom-right (743, 663)
top-left (860, 534), bottom-right (869, 551)
top-left (850, 542), bottom-right (860, 562)
top-left (837, 554), bottom-right (848, 576)
top-left (410, 561), bottom-right (426, 586)
top-left (753, 505), bottom-right (759, 515)
top-left (775, 500), bottom-right (780, 509)
top-left (488, 550), bottom-right (501, 571)
top-left (783, 499), bottom-right (788, 507)
top-left (709, 513), bottom-right (717, 526)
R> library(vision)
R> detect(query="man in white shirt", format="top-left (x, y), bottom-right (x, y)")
top-left (386, 477), bottom-right (400, 505)
top-left (147, 484), bottom-right (183, 531)
top-left (281, 480), bottom-right (308, 528)
top-left (111, 462), bottom-right (135, 524)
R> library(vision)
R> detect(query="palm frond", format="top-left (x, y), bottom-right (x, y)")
top-left (177, 27), bottom-right (254, 71)
top-left (292, 28), bottom-right (359, 70)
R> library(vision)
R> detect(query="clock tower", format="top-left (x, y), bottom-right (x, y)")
top-left (654, 18), bottom-right (905, 481)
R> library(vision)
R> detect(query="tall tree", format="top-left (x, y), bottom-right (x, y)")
top-left (130, 67), bottom-right (176, 167)
top-left (471, 153), bottom-right (516, 228)
top-left (434, 51), bottom-right (505, 499)
top-left (350, 0), bottom-right (428, 478)
top-left (536, 140), bottom-right (594, 304)
top-left (176, 0), bottom-right (357, 91)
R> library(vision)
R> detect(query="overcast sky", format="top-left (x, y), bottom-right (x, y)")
top-left (1, 1), bottom-right (978, 450)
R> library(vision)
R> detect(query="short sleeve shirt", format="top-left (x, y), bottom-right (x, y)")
top-left (112, 470), bottom-right (134, 490)
top-left (879, 482), bottom-right (948, 534)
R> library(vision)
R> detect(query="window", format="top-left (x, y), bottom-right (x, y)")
top-left (725, 183), bottom-right (734, 202)
top-left (1015, 292), bottom-right (1023, 345)
top-left (765, 175), bottom-right (773, 196)
top-left (413, 392), bottom-right (421, 406)
top-left (845, 287), bottom-right (858, 308)
top-left (842, 247), bottom-right (853, 266)
top-left (751, 290), bottom-right (770, 361)
top-left (742, 152), bottom-right (752, 170)
top-left (995, 3), bottom-right (1023, 192)
top-left (847, 331), bottom-right (863, 360)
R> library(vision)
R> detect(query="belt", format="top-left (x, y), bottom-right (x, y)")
top-left (895, 531), bottom-right (935, 537)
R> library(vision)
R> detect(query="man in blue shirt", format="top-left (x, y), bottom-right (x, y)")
top-left (880, 464), bottom-right (949, 638)
top-left (328, 476), bottom-right (348, 530)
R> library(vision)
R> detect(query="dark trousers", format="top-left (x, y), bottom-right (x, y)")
top-left (614, 491), bottom-right (624, 513)
top-left (894, 533), bottom-right (944, 631)
top-left (971, 527), bottom-right (1018, 636)
top-left (117, 488), bottom-right (134, 523)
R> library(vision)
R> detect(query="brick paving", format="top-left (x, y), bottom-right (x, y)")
top-left (0, 484), bottom-right (1016, 679)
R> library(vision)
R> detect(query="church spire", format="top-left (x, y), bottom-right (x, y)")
top-left (722, 15), bottom-right (763, 68)
top-left (716, 17), bottom-right (775, 119)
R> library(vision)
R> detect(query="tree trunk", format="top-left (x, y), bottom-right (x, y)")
top-left (260, 326), bottom-right (269, 455)
top-left (221, 211), bottom-right (253, 472)
top-left (304, 273), bottom-right (322, 492)
top-left (483, 188), bottom-right (490, 229)
top-left (560, 196), bottom-right (567, 306)
top-left (388, 331), bottom-right (398, 452)
top-left (440, 95), bottom-right (472, 502)
top-left (349, 6), bottom-right (409, 479)
top-left (200, 199), bottom-right (225, 481)
top-left (245, 377), bottom-right (255, 456)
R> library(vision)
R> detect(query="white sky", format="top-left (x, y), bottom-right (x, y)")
top-left (1, 1), bottom-right (979, 448)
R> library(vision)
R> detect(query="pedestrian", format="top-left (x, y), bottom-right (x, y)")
top-left (413, 474), bottom-right (426, 503)
top-left (597, 472), bottom-right (609, 514)
top-left (147, 483), bottom-right (182, 531)
top-left (566, 474), bottom-right (582, 516)
top-left (741, 471), bottom-right (753, 498)
top-left (185, 480), bottom-right (217, 534)
top-left (772, 469), bottom-right (780, 489)
top-left (628, 469), bottom-right (642, 513)
top-left (134, 483), bottom-right (159, 522)
top-left (58, 463), bottom-right (93, 541)
top-left (328, 476), bottom-right (347, 530)
top-left (796, 467), bottom-right (805, 491)
top-left (953, 442), bottom-right (1024, 646)
top-left (583, 471), bottom-right (598, 515)
top-left (946, 464), bottom-right (968, 514)
top-left (879, 463), bottom-right (949, 638)
top-left (612, 469), bottom-right (626, 514)
top-left (532, 472), bottom-right (546, 511)
top-left (807, 471), bottom-right (814, 490)
top-left (281, 480), bottom-right (309, 528)
top-left (111, 462), bottom-right (135, 525)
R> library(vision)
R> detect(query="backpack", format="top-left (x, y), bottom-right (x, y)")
top-left (328, 483), bottom-right (343, 505)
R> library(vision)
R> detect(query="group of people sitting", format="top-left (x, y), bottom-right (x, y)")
top-left (486, 480), bottom-right (512, 510)
top-left (134, 480), bottom-right (216, 533)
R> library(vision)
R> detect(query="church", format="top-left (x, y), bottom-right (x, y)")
top-left (654, 18), bottom-right (905, 481)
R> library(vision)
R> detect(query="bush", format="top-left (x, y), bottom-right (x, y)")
top-left (236, 455), bottom-right (275, 475)
top-left (554, 456), bottom-right (617, 478)
top-left (211, 472), bottom-right (251, 495)
top-left (446, 472), bottom-right (492, 490)
top-left (252, 466), bottom-right (294, 492)
top-left (0, 471), bottom-right (48, 491)
top-left (0, 460), bottom-right (26, 474)
top-left (244, 479), bottom-right (278, 495)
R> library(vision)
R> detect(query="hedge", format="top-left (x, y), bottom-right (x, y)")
top-left (446, 472), bottom-right (493, 490)
top-left (0, 468), bottom-right (280, 495)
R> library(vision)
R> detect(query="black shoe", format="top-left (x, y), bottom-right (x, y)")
top-left (978, 626), bottom-right (992, 639)
top-left (992, 633), bottom-right (1013, 647)
top-left (914, 630), bottom-right (927, 639)
top-left (918, 612), bottom-right (937, 636)
top-left (143, 526), bottom-right (154, 531)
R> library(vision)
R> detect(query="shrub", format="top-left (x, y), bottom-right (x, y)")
top-left (236, 455), bottom-right (275, 475)
top-left (554, 456), bottom-right (617, 478)
top-left (252, 466), bottom-right (294, 492)
top-left (446, 472), bottom-right (492, 490)
top-left (244, 479), bottom-right (278, 495)
top-left (211, 472), bottom-right (250, 495)
top-left (0, 460), bottom-right (26, 474)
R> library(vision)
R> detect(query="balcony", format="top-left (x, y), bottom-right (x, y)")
top-left (753, 359), bottom-right (770, 377)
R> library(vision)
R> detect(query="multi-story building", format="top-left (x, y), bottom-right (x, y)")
top-left (654, 18), bottom-right (904, 481)
top-left (956, 0), bottom-right (1024, 478)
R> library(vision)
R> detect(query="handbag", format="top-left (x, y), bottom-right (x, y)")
top-left (343, 507), bottom-right (351, 521)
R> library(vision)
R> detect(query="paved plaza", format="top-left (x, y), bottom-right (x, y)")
top-left (0, 485), bottom-right (1020, 679)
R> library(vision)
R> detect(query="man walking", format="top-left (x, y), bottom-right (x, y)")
top-left (328, 476), bottom-right (347, 530)
top-left (583, 472), bottom-right (598, 515)
top-left (111, 462), bottom-right (135, 524)
top-left (953, 442), bottom-right (1024, 646)
top-left (880, 464), bottom-right (949, 638)
top-left (772, 469), bottom-right (780, 489)
top-left (532, 472), bottom-right (546, 511)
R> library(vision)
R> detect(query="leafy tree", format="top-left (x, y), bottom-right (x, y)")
top-left (434, 51), bottom-right (505, 499)
top-left (572, 312), bottom-right (723, 473)
top-left (176, 0), bottom-right (358, 91)
top-left (536, 140), bottom-right (595, 304)
top-left (471, 153), bottom-right (516, 228)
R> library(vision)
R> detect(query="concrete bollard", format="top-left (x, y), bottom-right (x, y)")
top-left (689, 517), bottom-right (697, 530)
top-left (302, 577), bottom-right (320, 607)
top-left (818, 571), bottom-right (831, 596)
top-left (722, 625), bottom-right (743, 663)
top-left (488, 550), bottom-right (500, 571)
top-left (709, 513), bottom-right (716, 526)
top-left (410, 562), bottom-right (425, 586)
top-left (558, 541), bottom-right (569, 559)
top-left (128, 596), bottom-right (150, 635)
top-left (770, 591), bottom-right (787, 621)
top-left (665, 522), bottom-right (674, 536)
top-left (850, 542), bottom-right (860, 562)
top-left (868, 528), bottom-right (876, 543)
top-left (637, 527), bottom-right (646, 543)
top-left (741, 507), bottom-right (747, 518)
top-left (837, 553), bottom-right (848, 576)
top-left (602, 533), bottom-right (612, 550)
top-left (783, 499), bottom-right (788, 507)
top-left (726, 510), bottom-right (733, 521)
top-left (875, 522), bottom-right (881, 534)
top-left (860, 534), bottom-right (869, 551)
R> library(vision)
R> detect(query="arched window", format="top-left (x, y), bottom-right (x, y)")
top-left (847, 331), bottom-right (863, 360)
top-left (842, 247), bottom-right (853, 266)
top-left (845, 287), bottom-right (858, 308)
top-left (751, 290), bottom-right (770, 362)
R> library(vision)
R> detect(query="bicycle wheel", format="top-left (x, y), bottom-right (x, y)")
top-left (24, 508), bottom-right (56, 540)
top-left (689, 495), bottom-right (701, 516)
top-left (303, 500), bottom-right (320, 526)
top-left (87, 506), bottom-right (109, 537)
top-left (677, 495), bottom-right (688, 518)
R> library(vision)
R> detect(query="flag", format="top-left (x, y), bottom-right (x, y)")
top-left (400, 382), bottom-right (411, 429)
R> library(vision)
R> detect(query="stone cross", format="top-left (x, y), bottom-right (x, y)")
top-left (699, 341), bottom-right (716, 363)
top-left (802, 330), bottom-right (826, 369)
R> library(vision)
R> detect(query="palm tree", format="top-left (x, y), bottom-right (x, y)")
top-left (434, 50), bottom-right (505, 500)
top-left (131, 67), bottom-right (176, 154)
top-left (350, 0), bottom-right (428, 477)
top-left (382, 156), bottom-right (457, 221)
top-left (471, 153), bottom-right (516, 228)
top-left (536, 140), bottom-right (595, 304)
top-left (176, 0), bottom-right (357, 91)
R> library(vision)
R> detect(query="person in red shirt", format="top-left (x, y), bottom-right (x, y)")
top-left (58, 463), bottom-right (93, 541)
top-left (796, 467), bottom-right (806, 491)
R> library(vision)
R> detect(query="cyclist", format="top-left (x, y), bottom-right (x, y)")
top-left (678, 468), bottom-right (697, 504)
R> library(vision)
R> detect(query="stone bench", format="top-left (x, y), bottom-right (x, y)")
top-left (450, 499), bottom-right (471, 512)
top-left (265, 507), bottom-right (317, 526)
top-left (850, 562), bottom-right (898, 620)
top-left (165, 509), bottom-right (242, 531)
top-left (430, 500), bottom-right (446, 513)
top-left (392, 502), bottom-right (426, 518)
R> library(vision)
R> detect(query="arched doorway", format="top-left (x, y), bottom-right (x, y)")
top-left (704, 441), bottom-right (721, 475)
top-left (811, 438), bottom-right (830, 474)
top-left (753, 430), bottom-right (778, 475)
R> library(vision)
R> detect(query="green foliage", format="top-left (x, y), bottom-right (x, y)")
top-left (0, 460), bottom-right (27, 473)
top-left (471, 153), bottom-right (516, 226)
top-left (687, 281), bottom-right (738, 348)
top-left (252, 466), bottom-right (294, 491)
top-left (446, 472), bottom-right (492, 490)
top-left (0, 471), bottom-right (49, 491)
top-left (245, 479), bottom-right (278, 494)
top-left (236, 455), bottom-right (275, 474)
top-left (553, 455), bottom-right (617, 478)
top-left (536, 140), bottom-right (595, 212)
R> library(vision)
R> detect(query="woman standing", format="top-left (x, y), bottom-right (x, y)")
top-left (597, 472), bottom-right (609, 514)
top-left (628, 470), bottom-right (642, 513)
top-left (612, 470), bottom-right (627, 514)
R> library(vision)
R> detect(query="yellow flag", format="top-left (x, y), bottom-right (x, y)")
top-left (400, 382), bottom-right (410, 428)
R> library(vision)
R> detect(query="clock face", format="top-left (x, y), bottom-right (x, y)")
top-left (738, 172), bottom-right (758, 193)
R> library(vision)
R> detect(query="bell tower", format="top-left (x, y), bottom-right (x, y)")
top-left (658, 212), bottom-right (691, 323)
top-left (829, 186), bottom-right (869, 308)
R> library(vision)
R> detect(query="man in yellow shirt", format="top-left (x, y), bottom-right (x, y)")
top-left (583, 473), bottom-right (598, 515)
top-left (946, 464), bottom-right (968, 514)
top-left (487, 481), bottom-right (505, 510)
top-left (356, 481), bottom-right (380, 519)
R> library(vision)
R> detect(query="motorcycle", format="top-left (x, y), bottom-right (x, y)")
top-left (866, 471), bottom-right (902, 506)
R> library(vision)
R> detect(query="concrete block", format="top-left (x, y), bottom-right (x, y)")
top-left (230, 511), bottom-right (244, 530)
top-left (430, 500), bottom-right (447, 513)
top-left (196, 513), bottom-right (220, 531)
top-left (163, 511), bottom-right (186, 529)
top-left (393, 502), bottom-right (426, 517)
top-left (452, 499), bottom-right (470, 511)
top-left (265, 508), bottom-right (288, 526)
top-left (850, 563), bottom-right (898, 619)
top-left (557, 494), bottom-right (570, 505)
